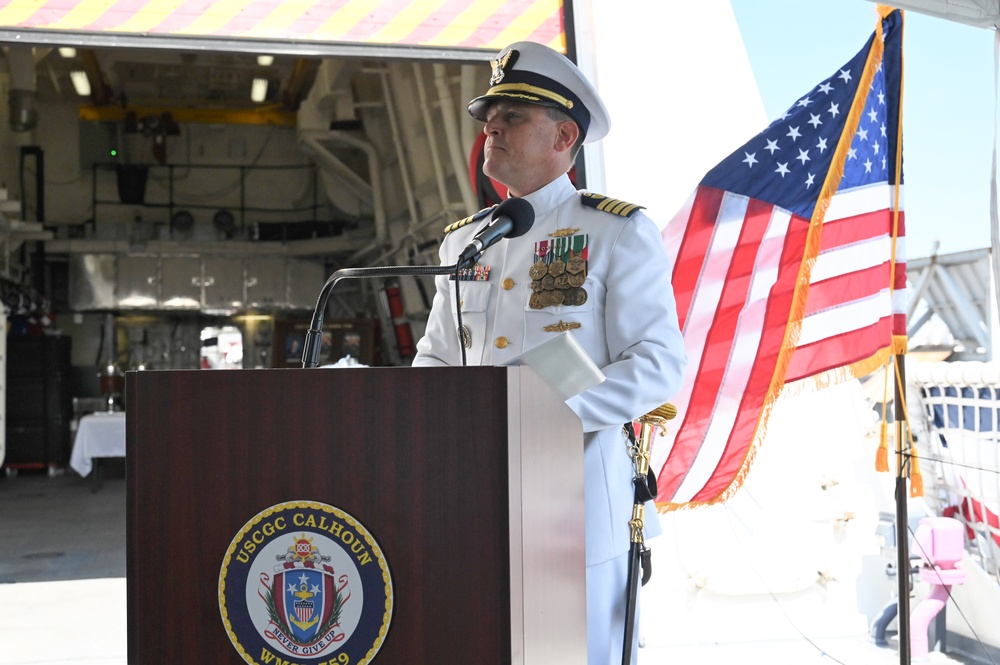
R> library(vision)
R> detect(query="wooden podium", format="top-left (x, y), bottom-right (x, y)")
top-left (126, 366), bottom-right (586, 664)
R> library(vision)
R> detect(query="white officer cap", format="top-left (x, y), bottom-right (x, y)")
top-left (467, 41), bottom-right (611, 144)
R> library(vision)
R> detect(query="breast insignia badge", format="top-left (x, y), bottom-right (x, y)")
top-left (543, 320), bottom-right (582, 333)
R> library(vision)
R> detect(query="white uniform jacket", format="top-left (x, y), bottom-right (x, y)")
top-left (412, 173), bottom-right (687, 565)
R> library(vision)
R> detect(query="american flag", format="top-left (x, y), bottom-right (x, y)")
top-left (654, 8), bottom-right (907, 510)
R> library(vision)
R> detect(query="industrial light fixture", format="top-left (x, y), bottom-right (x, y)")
top-left (171, 210), bottom-right (194, 232)
top-left (213, 209), bottom-right (236, 234)
top-left (70, 71), bottom-right (91, 96)
top-left (256, 55), bottom-right (274, 66)
top-left (251, 77), bottom-right (268, 103)
top-left (58, 47), bottom-right (77, 58)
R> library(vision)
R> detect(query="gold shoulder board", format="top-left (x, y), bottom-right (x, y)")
top-left (580, 192), bottom-right (644, 218)
top-left (443, 206), bottom-right (496, 235)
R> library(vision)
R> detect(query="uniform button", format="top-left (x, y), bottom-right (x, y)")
top-left (502, 278), bottom-right (515, 290)
top-left (495, 336), bottom-right (509, 349)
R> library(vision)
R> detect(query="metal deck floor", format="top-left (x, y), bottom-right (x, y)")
top-left (0, 470), bottom-right (975, 665)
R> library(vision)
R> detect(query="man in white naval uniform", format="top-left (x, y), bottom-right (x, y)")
top-left (412, 41), bottom-right (687, 664)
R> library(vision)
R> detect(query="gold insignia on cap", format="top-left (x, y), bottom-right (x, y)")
top-left (488, 83), bottom-right (574, 110)
top-left (490, 49), bottom-right (519, 86)
top-left (543, 320), bottom-right (582, 333)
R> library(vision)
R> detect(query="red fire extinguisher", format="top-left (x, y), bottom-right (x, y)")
top-left (384, 281), bottom-right (415, 361)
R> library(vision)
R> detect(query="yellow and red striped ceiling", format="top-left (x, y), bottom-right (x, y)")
top-left (0, 0), bottom-right (566, 53)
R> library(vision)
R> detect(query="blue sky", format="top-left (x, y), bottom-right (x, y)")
top-left (730, 1), bottom-right (996, 260)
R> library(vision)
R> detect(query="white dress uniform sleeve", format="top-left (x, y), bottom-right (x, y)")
top-left (563, 212), bottom-right (686, 433)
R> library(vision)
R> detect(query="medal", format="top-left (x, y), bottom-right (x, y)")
top-left (528, 233), bottom-right (590, 310)
top-left (566, 287), bottom-right (587, 306)
top-left (460, 324), bottom-right (472, 349)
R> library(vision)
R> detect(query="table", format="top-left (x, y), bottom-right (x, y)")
top-left (70, 412), bottom-right (126, 489)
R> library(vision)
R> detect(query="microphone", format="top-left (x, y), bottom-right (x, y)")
top-left (457, 197), bottom-right (535, 267)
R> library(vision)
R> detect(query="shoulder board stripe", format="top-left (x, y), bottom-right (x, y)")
top-left (581, 193), bottom-right (644, 218)
top-left (443, 206), bottom-right (495, 235)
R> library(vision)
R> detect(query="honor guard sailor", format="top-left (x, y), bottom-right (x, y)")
top-left (412, 41), bottom-right (687, 665)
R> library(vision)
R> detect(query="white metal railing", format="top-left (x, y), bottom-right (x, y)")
top-left (912, 361), bottom-right (1000, 582)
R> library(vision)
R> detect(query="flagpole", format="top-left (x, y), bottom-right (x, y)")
top-left (893, 352), bottom-right (911, 665)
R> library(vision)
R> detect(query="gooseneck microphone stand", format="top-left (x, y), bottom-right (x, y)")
top-left (302, 265), bottom-right (457, 369)
top-left (301, 264), bottom-right (460, 369)
top-left (301, 199), bottom-right (534, 368)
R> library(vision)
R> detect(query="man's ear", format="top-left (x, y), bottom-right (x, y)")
top-left (555, 119), bottom-right (580, 153)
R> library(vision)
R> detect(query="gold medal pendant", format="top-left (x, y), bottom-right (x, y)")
top-left (548, 259), bottom-right (566, 277)
top-left (566, 287), bottom-right (587, 307)
top-left (529, 261), bottom-right (548, 280)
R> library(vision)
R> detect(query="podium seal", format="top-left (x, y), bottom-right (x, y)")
top-left (219, 501), bottom-right (393, 664)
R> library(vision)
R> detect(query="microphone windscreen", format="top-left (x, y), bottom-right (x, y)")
top-left (493, 197), bottom-right (535, 238)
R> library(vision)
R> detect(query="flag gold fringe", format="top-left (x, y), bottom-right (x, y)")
top-left (656, 11), bottom-right (899, 514)
top-left (878, 5), bottom-right (907, 477)
top-left (876, 342), bottom-right (893, 473)
top-left (893, 5), bottom-right (911, 494)
top-left (755, 7), bottom-right (889, 497)
top-left (877, 5), bottom-right (897, 19)
top-left (885, 6), bottom-right (906, 486)
top-left (876, 422), bottom-right (890, 472)
top-left (778, 337), bottom-right (905, 400)
top-left (910, 447), bottom-right (924, 497)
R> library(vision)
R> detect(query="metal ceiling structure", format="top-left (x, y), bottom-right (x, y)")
top-left (0, 0), bottom-right (566, 58)
top-left (864, 0), bottom-right (1000, 29)
top-left (907, 247), bottom-right (994, 360)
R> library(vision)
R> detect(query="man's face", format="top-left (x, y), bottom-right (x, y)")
top-left (482, 100), bottom-right (574, 197)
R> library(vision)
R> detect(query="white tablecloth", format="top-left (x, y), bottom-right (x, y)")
top-left (70, 412), bottom-right (126, 477)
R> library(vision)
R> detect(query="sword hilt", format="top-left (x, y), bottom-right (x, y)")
top-left (632, 402), bottom-right (677, 478)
